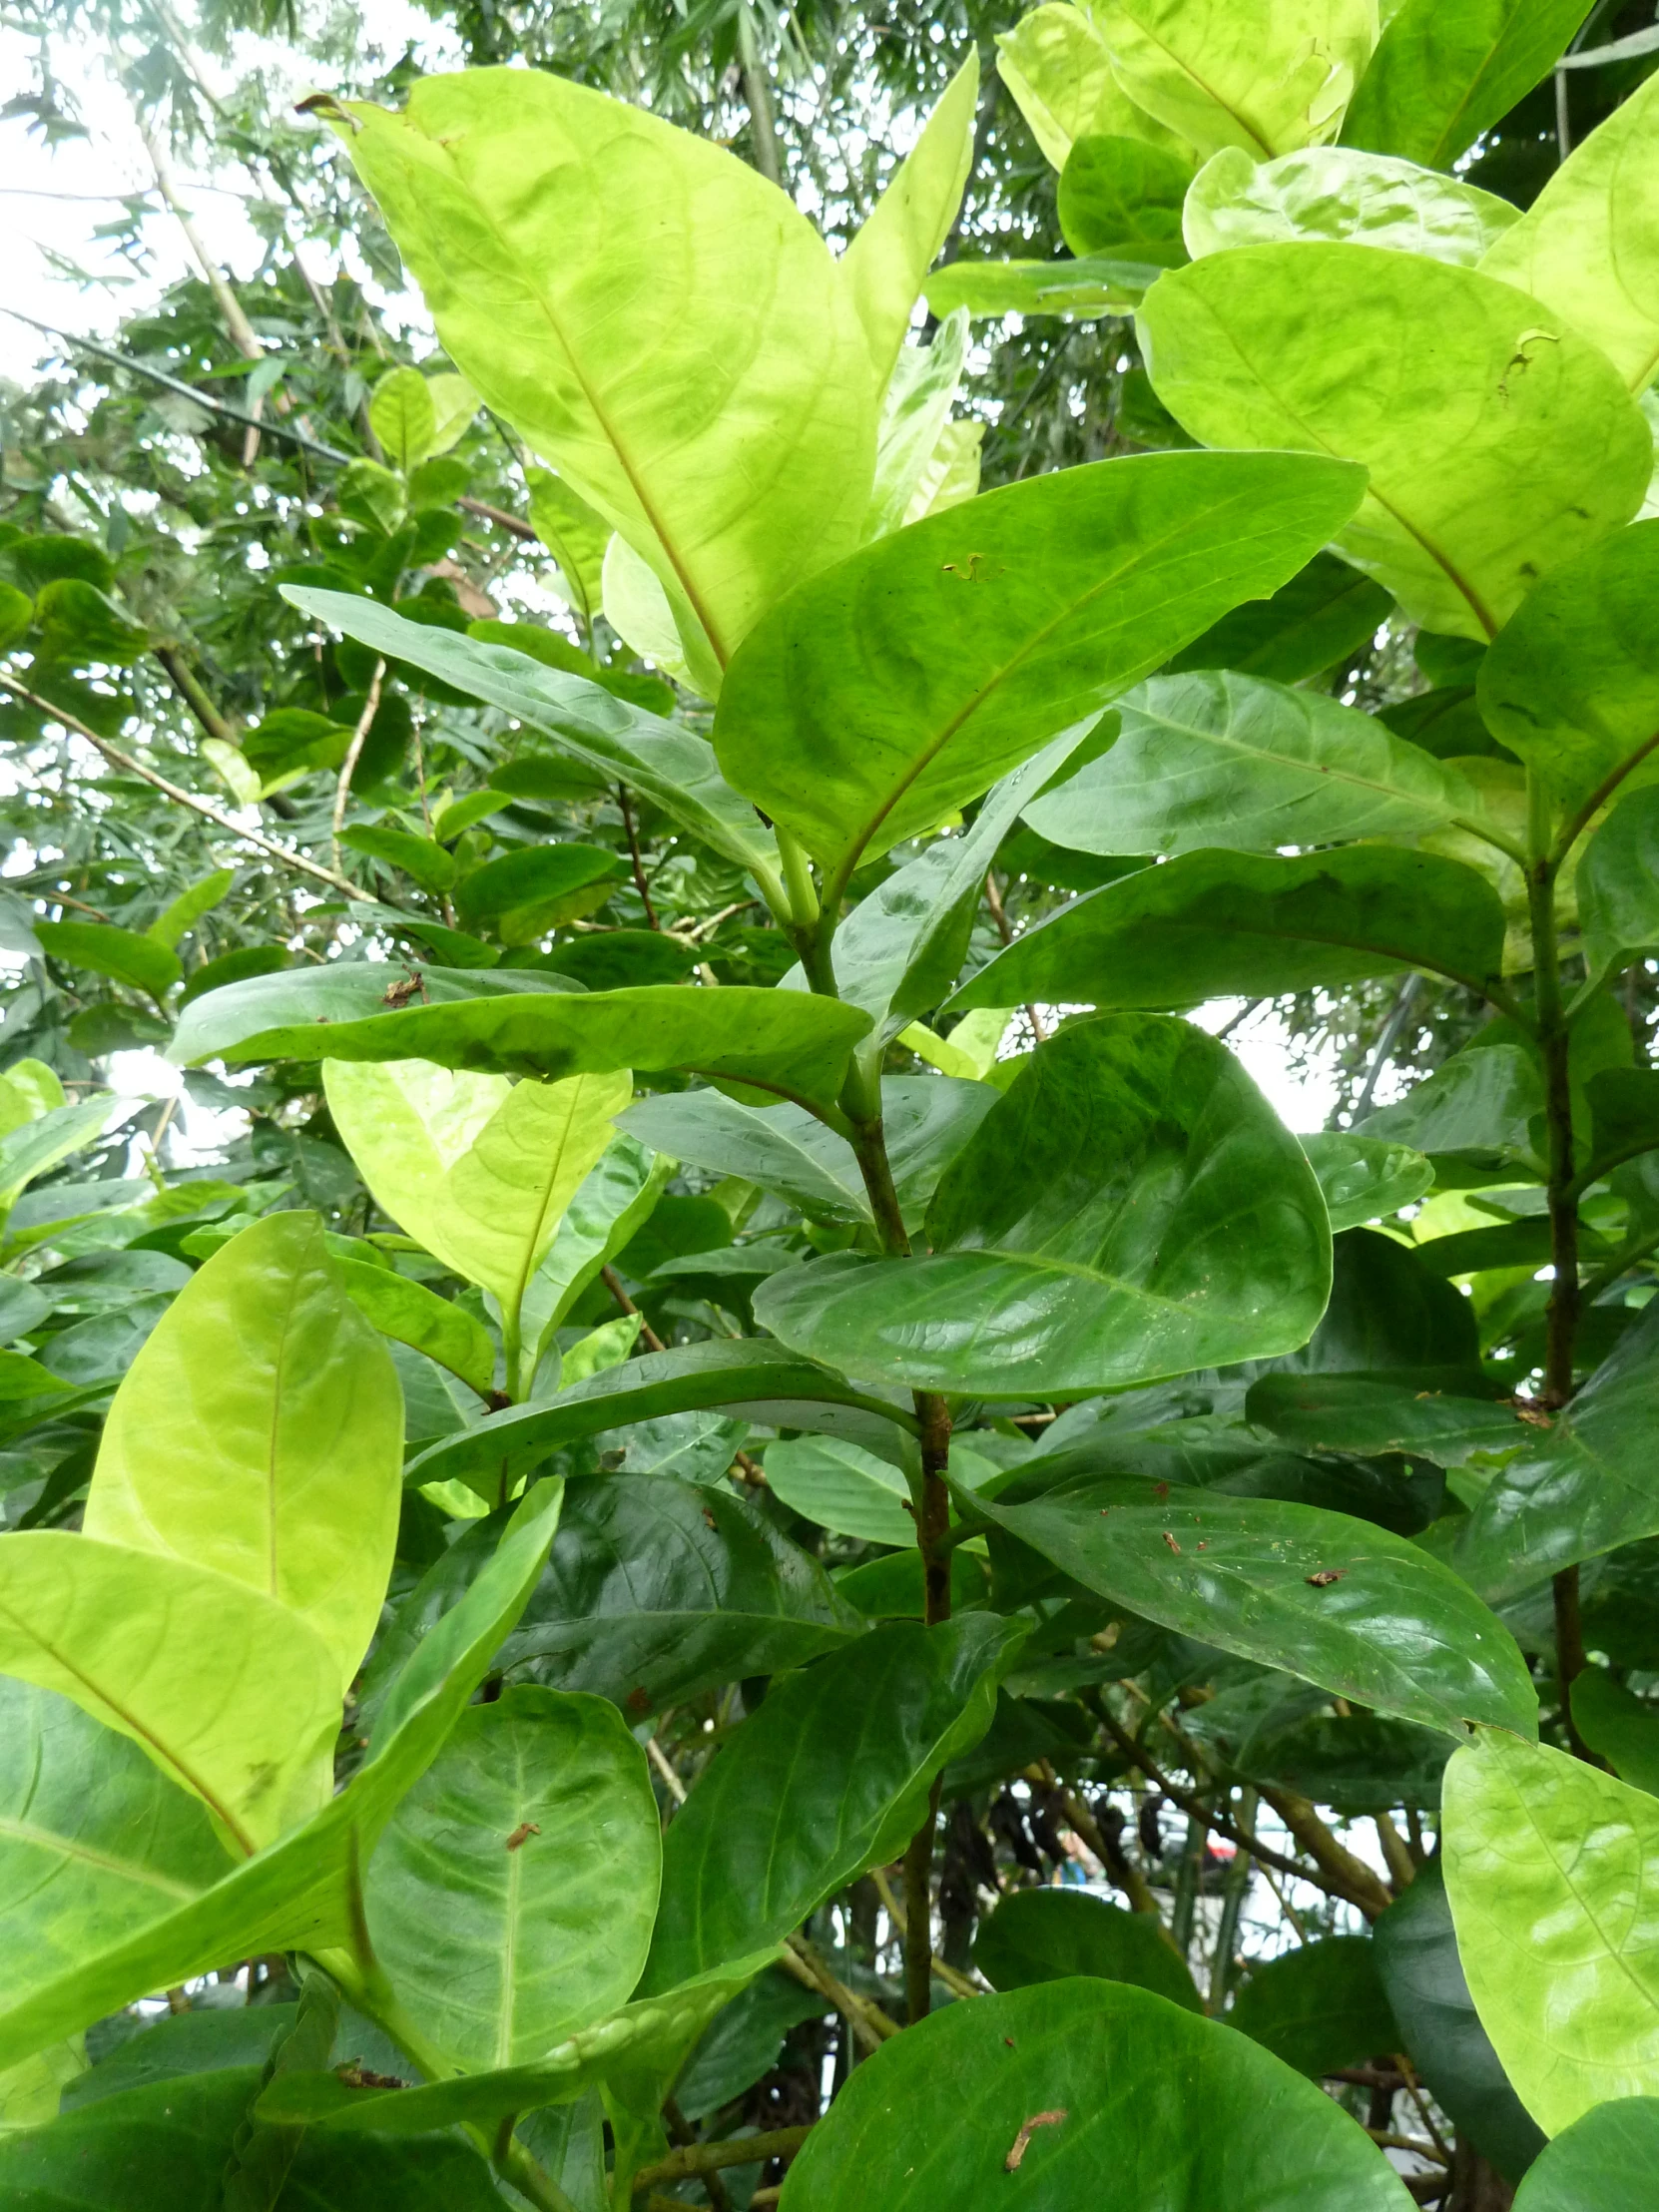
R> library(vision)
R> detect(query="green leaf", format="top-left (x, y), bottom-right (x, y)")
top-left (1480, 69), bottom-right (1659, 392)
top-left (1300, 1133), bottom-right (1434, 1231)
top-left (453, 845), bottom-right (626, 943)
top-left (0, 1531), bottom-right (339, 1853)
top-left (173, 965), bottom-right (869, 1116)
top-left (1360, 1040), bottom-right (1543, 1166)
top-left (83, 1214), bottom-right (401, 1693)
top-left (280, 588), bottom-right (781, 891)
top-left (756, 1015), bottom-right (1331, 1396)
top-left (640, 1616), bottom-right (1018, 1992)
top-left (1246, 1372), bottom-right (1532, 1467)
top-left (1227, 1936), bottom-right (1398, 2077)
top-left (0, 1481), bottom-right (564, 2071)
top-left (405, 1339), bottom-right (917, 1498)
top-left (1059, 135), bottom-right (1191, 264)
top-left (921, 254), bottom-right (1156, 318)
top-left (525, 468), bottom-right (608, 630)
top-left (0, 2066), bottom-right (506, 2207)
top-left (994, 1), bottom-right (1184, 171)
top-left (1023, 669), bottom-right (1482, 856)
top-left (32, 578), bottom-right (147, 668)
top-left (778, 1979), bottom-right (1414, 2207)
top-left (334, 1257), bottom-right (495, 1395)
top-left (972, 1888), bottom-right (1201, 2009)
top-left (147, 868), bottom-right (235, 952)
top-left (714, 451), bottom-right (1366, 875)
top-left (324, 1061), bottom-right (629, 1349)
top-left (0, 580), bottom-right (33, 651)
top-left (1452, 1306), bottom-right (1659, 1599)
top-left (1185, 145), bottom-right (1521, 265)
top-left (1444, 1731), bottom-right (1659, 2133)
top-left (1138, 244), bottom-right (1649, 639)
top-left (1571, 1671), bottom-right (1659, 1797)
top-left (34, 919), bottom-right (182, 999)
top-left (1579, 788), bottom-right (1659, 984)
top-left (519, 1133), bottom-right (671, 1366)
top-left (1374, 1857), bottom-right (1547, 2179)
top-left (1510, 2097), bottom-right (1659, 2211)
top-left (339, 825), bottom-right (456, 896)
top-left (949, 846), bottom-right (1507, 1012)
top-left (864, 311), bottom-right (969, 542)
top-left (764, 1434), bottom-right (916, 1545)
top-left (0, 1097), bottom-right (117, 1213)
top-left (1477, 517), bottom-right (1659, 812)
top-left (331, 68), bottom-right (876, 666)
top-left (1343, 0), bottom-right (1598, 171)
top-left (967, 1470), bottom-right (1537, 1737)
top-left (423, 372), bottom-right (478, 456)
top-left (1103, 0), bottom-right (1378, 160)
top-left (498, 1473), bottom-right (862, 1715)
top-left (368, 365), bottom-right (438, 472)
top-left (258, 1953), bottom-right (778, 2136)
top-left (1165, 549), bottom-right (1391, 687)
top-left (365, 1686), bottom-right (659, 2070)
top-left (841, 53), bottom-right (979, 392)
top-left (223, 1970), bottom-right (340, 2211)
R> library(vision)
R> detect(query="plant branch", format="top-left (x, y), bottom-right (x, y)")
top-left (781, 1934), bottom-right (899, 2051)
top-left (983, 869), bottom-right (1048, 1042)
top-left (331, 658), bottom-right (386, 862)
top-left (633, 2127), bottom-right (813, 2193)
top-left (152, 644), bottom-right (237, 744)
top-left (1550, 723), bottom-right (1659, 865)
top-left (602, 1265), bottom-right (667, 1353)
top-left (617, 784), bottom-right (659, 928)
top-left (0, 674), bottom-right (368, 902)
top-left (869, 1862), bottom-right (981, 2001)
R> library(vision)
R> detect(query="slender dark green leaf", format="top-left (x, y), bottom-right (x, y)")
top-left (1343, 0), bottom-right (1597, 170)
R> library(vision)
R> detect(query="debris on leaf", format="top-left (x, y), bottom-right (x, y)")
top-left (505, 1821), bottom-right (541, 1850)
top-left (1005, 2109), bottom-right (1067, 2170)
top-left (1162, 1531), bottom-right (1181, 1553)
top-left (1306, 1570), bottom-right (1346, 1588)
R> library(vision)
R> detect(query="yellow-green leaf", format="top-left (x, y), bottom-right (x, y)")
top-left (995, 3), bottom-right (1185, 170)
top-left (1102, 0), bottom-right (1379, 160)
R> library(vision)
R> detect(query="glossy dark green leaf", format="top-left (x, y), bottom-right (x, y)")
top-left (714, 451), bottom-right (1366, 874)
top-left (365, 1686), bottom-right (660, 2070)
top-left (1139, 243), bottom-right (1647, 640)
top-left (34, 920), bottom-right (181, 999)
top-left (497, 1473), bottom-right (863, 1715)
top-left (171, 964), bottom-right (869, 1114)
top-left (777, 1979), bottom-right (1414, 2209)
top-left (1373, 1859), bottom-right (1546, 2181)
top-left (282, 588), bottom-right (782, 889)
top-left (1166, 551), bottom-right (1391, 687)
top-left (1228, 1709), bottom-right (1451, 1814)
top-left (538, 929), bottom-right (697, 989)
top-left (1058, 135), bottom-right (1191, 264)
top-left (0, 2067), bottom-right (505, 2208)
top-left (1301, 1134), bottom-right (1433, 1232)
top-left (0, 1480), bottom-right (562, 2071)
top-left (1360, 1041), bottom-right (1543, 1168)
top-left (1025, 671), bottom-right (1481, 856)
top-left (61, 2005), bottom-right (305, 2111)
top-left (339, 824), bottom-right (456, 894)
top-left (1343, 0), bottom-right (1595, 170)
top-left (972, 1889), bottom-right (1201, 2010)
top-left (1477, 519), bottom-right (1659, 811)
top-left (1246, 1373), bottom-right (1530, 1467)
top-left (640, 1615), bottom-right (1020, 1992)
top-left (1227, 1936), bottom-right (1397, 2078)
top-left (453, 844), bottom-right (625, 944)
top-left (756, 1015), bottom-right (1330, 1397)
top-left (1453, 1303), bottom-right (1659, 1600)
top-left (1579, 788), bottom-right (1659, 983)
top-left (1570, 1671), bottom-right (1659, 1797)
top-left (950, 847), bottom-right (1506, 1014)
top-left (405, 1340), bottom-right (917, 1497)
top-left (964, 1472), bottom-right (1536, 1738)
top-left (674, 1968), bottom-right (828, 2122)
top-left (1510, 2096), bottom-right (1659, 2212)
top-left (765, 1433), bottom-right (916, 1544)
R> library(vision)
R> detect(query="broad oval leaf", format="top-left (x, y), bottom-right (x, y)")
top-left (497, 1473), bottom-right (863, 1715)
top-left (333, 1258), bottom-right (496, 1396)
top-left (1481, 69), bottom-right (1659, 393)
top-left (452, 844), bottom-right (624, 944)
top-left (1226, 1936), bottom-right (1397, 2077)
top-left (1300, 1132), bottom-right (1434, 1231)
top-left (1578, 787), bottom-right (1659, 986)
top-left (777, 1978), bottom-right (1414, 2208)
top-left (1138, 243), bottom-right (1650, 639)
top-left (972, 1888), bottom-right (1202, 2010)
top-left (1477, 517), bottom-right (1659, 812)
top-left (0, 1532), bottom-right (340, 1854)
top-left (365, 1686), bottom-right (660, 2071)
top-left (713, 450), bottom-right (1368, 874)
top-left (1373, 1857), bottom-right (1546, 2181)
top-left (1341, 0), bottom-right (1594, 171)
top-left (756, 1014), bottom-right (1331, 1396)
top-left (84, 1213), bottom-right (402, 1692)
top-left (173, 967), bottom-right (870, 1116)
top-left (994, 2), bottom-right (1185, 171)
top-left (966, 1472), bottom-right (1537, 1738)
top-left (764, 1434), bottom-right (916, 1544)
top-left (1571, 1671), bottom-right (1659, 1798)
top-left (1247, 1372), bottom-right (1532, 1467)
top-left (33, 919), bottom-right (182, 1000)
top-left (1510, 2097), bottom-right (1659, 2212)
top-left (1444, 1731), bottom-right (1659, 2133)
top-left (1101, 0), bottom-right (1378, 161)
top-left (950, 846), bottom-right (1507, 1012)
top-left (329, 70), bottom-right (875, 666)
top-left (639, 1615), bottom-right (1019, 1993)
top-left (1059, 134), bottom-right (1192, 264)
top-left (1185, 145), bottom-right (1521, 266)
top-left (1024, 669), bottom-right (1481, 855)
top-left (1167, 550), bottom-right (1391, 686)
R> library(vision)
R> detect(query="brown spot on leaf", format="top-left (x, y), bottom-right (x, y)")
top-left (505, 1822), bottom-right (541, 1851)
top-left (1005, 2110), bottom-right (1067, 2170)
top-left (336, 2063), bottom-right (406, 2090)
top-left (1306, 1570), bottom-right (1346, 1588)
top-left (626, 1687), bottom-right (652, 1716)
top-left (1162, 1531), bottom-right (1181, 1554)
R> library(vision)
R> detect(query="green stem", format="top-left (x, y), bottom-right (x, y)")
top-left (900, 1779), bottom-right (942, 2026)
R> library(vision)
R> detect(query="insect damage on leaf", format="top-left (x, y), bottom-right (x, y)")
top-left (1306, 1570), bottom-right (1347, 1588)
top-left (505, 1821), bottom-right (541, 1850)
top-left (1005, 2109), bottom-right (1067, 2170)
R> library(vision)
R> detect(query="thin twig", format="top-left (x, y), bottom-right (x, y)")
top-left (617, 784), bottom-right (659, 928)
top-left (632, 2128), bottom-right (813, 2194)
top-left (646, 1736), bottom-right (687, 1805)
top-left (782, 1936), bottom-right (899, 2052)
top-left (0, 674), bottom-right (366, 902)
top-left (331, 659), bottom-right (386, 863)
top-left (868, 1865), bottom-right (983, 2001)
top-left (982, 869), bottom-right (1048, 1042)
top-left (601, 1266), bottom-right (667, 1353)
